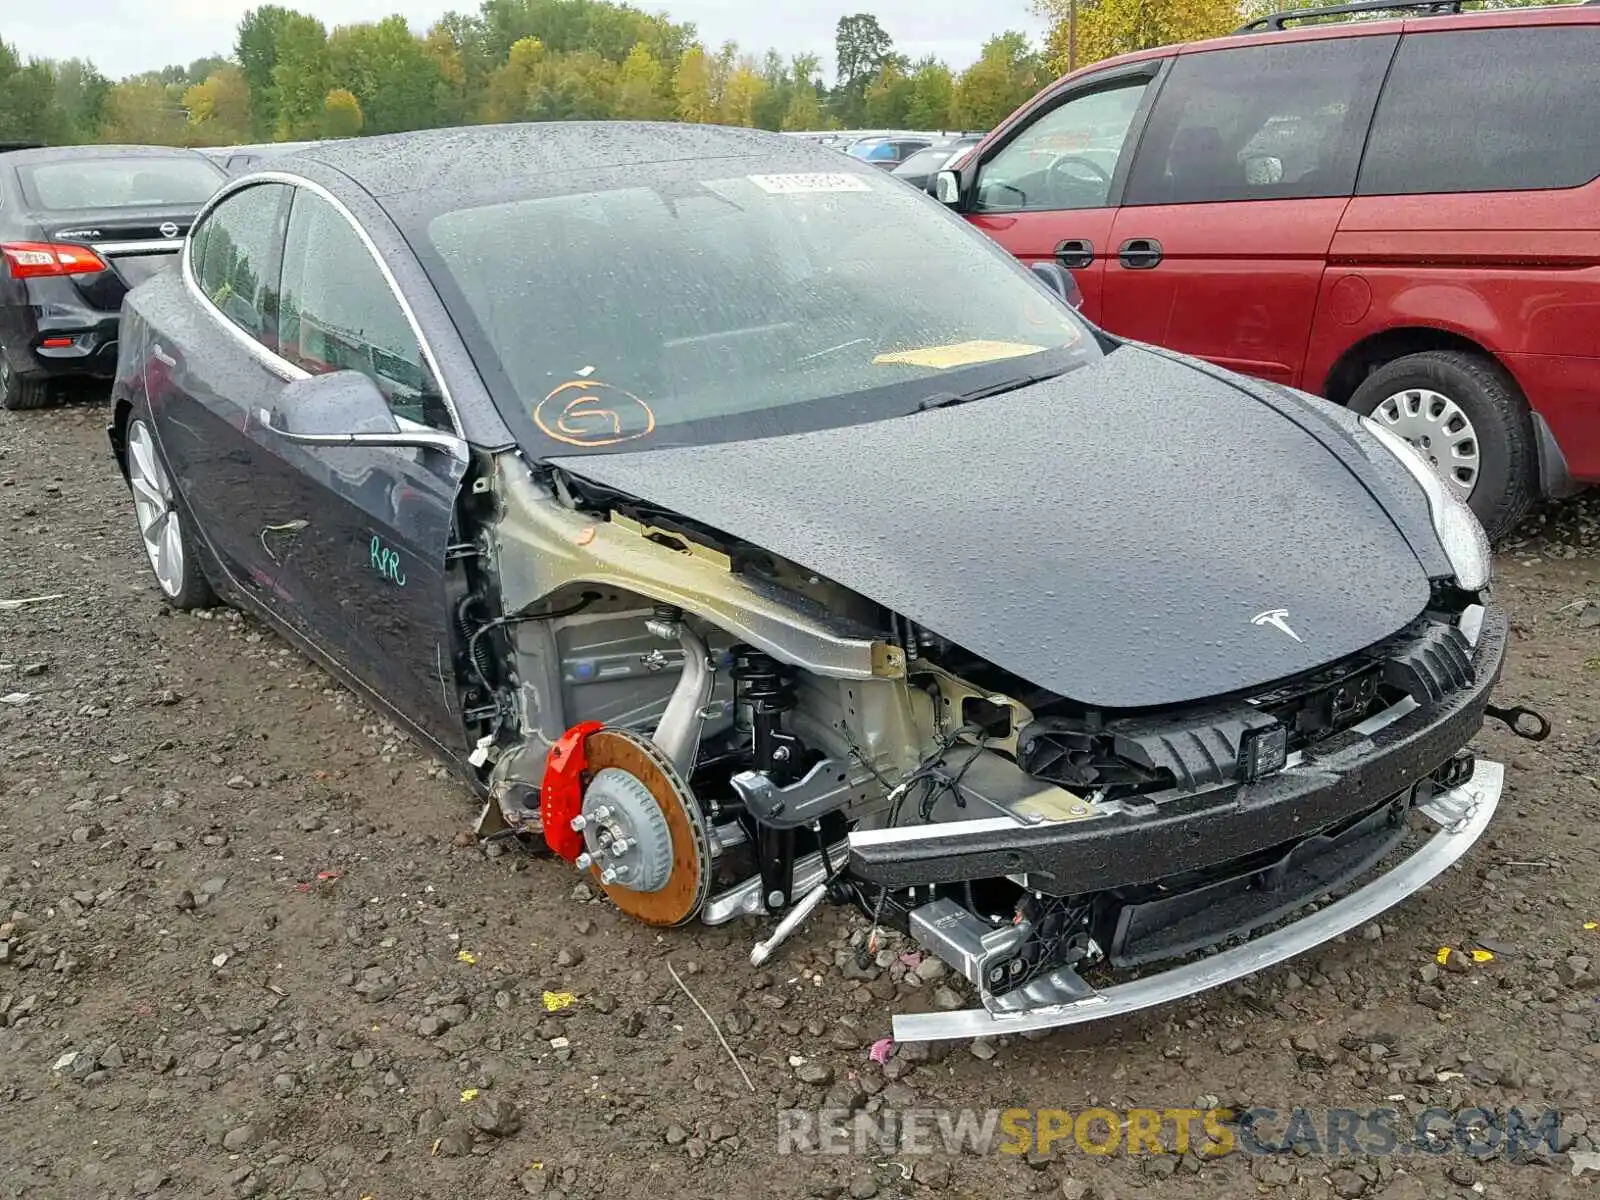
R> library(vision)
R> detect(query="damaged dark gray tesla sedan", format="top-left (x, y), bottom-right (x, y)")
top-left (107, 123), bottom-right (1543, 1041)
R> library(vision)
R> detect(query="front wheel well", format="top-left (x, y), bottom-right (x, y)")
top-left (1322, 327), bottom-right (1500, 407)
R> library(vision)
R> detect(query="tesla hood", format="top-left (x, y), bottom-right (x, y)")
top-left (549, 346), bottom-right (1434, 710)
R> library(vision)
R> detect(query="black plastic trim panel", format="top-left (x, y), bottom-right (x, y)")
top-left (848, 605), bottom-right (1506, 894)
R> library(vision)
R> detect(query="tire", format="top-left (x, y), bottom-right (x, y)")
top-left (1347, 350), bottom-right (1534, 543)
top-left (0, 350), bottom-right (53, 410)
top-left (123, 407), bottom-right (217, 610)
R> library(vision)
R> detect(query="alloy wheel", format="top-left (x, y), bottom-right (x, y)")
top-left (127, 419), bottom-right (186, 598)
top-left (1370, 387), bottom-right (1480, 502)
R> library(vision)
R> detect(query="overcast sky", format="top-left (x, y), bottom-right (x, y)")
top-left (7, 0), bottom-right (1051, 82)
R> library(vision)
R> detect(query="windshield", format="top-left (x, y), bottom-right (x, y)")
top-left (893, 145), bottom-right (961, 177)
top-left (414, 163), bottom-right (1101, 455)
top-left (19, 156), bottom-right (226, 211)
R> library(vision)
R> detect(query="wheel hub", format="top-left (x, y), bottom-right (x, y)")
top-left (574, 728), bottom-right (712, 927)
top-left (1371, 388), bottom-right (1480, 501)
top-left (578, 767), bottom-right (675, 892)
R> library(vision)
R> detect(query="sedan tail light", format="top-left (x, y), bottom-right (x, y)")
top-left (1, 241), bottom-right (109, 279)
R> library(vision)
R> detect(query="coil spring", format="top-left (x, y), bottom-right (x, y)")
top-left (731, 646), bottom-right (794, 714)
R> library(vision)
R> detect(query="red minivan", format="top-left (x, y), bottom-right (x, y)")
top-left (935, 0), bottom-right (1600, 539)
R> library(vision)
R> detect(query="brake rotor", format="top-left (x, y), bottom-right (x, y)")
top-left (579, 727), bottom-right (712, 927)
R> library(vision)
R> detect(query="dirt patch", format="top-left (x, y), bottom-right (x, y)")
top-left (2, 399), bottom-right (1598, 1200)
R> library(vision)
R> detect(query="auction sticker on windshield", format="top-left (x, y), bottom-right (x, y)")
top-left (874, 340), bottom-right (1046, 369)
top-left (747, 173), bottom-right (873, 194)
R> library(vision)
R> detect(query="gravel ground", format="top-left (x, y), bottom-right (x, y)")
top-left (3, 398), bottom-right (1599, 1200)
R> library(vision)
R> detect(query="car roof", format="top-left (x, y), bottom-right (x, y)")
top-left (275, 121), bottom-right (854, 200)
top-left (0, 144), bottom-right (217, 166)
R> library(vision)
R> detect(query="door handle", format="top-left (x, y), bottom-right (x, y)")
top-left (1054, 239), bottom-right (1094, 270)
top-left (1113, 240), bottom-right (1164, 270)
top-left (1117, 238), bottom-right (1163, 270)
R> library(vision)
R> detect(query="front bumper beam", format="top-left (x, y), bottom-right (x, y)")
top-left (892, 758), bottom-right (1502, 1041)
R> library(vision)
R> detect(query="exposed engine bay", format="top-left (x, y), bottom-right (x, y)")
top-left (449, 451), bottom-right (1537, 1040)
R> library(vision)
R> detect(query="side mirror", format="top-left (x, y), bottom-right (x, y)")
top-left (934, 169), bottom-right (961, 206)
top-left (258, 369), bottom-right (468, 461)
top-left (1029, 261), bottom-right (1084, 310)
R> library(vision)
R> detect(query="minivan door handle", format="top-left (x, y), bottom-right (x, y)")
top-left (1117, 238), bottom-right (1164, 270)
top-left (1054, 239), bottom-right (1094, 270)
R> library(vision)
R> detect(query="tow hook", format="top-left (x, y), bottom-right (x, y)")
top-left (1485, 703), bottom-right (1551, 742)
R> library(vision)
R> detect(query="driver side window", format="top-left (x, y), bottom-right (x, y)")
top-left (974, 81), bottom-right (1149, 213)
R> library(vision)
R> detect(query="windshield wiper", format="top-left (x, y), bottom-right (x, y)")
top-left (915, 368), bottom-right (1067, 412)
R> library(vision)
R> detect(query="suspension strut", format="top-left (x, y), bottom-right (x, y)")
top-left (733, 647), bottom-right (802, 910)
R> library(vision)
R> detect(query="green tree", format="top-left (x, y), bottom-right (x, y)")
top-left (99, 78), bottom-right (188, 144)
top-left (718, 57), bottom-right (766, 127)
top-left (236, 5), bottom-right (302, 138)
top-left (864, 57), bottom-right (914, 127)
top-left (952, 32), bottom-right (1041, 129)
top-left (833, 13), bottom-right (895, 126)
top-left (905, 57), bottom-right (955, 129)
top-left (270, 12), bottom-right (331, 139)
top-left (480, 35), bottom-right (543, 122)
top-left (673, 44), bottom-right (714, 123)
top-left (525, 49), bottom-right (617, 120)
top-left (51, 59), bottom-right (110, 143)
top-left (614, 42), bottom-right (670, 119)
top-left (327, 17), bottom-right (442, 134)
top-left (0, 42), bottom-right (67, 145)
top-left (321, 87), bottom-right (364, 136)
top-left (780, 86), bottom-right (824, 132)
top-left (184, 66), bottom-right (252, 145)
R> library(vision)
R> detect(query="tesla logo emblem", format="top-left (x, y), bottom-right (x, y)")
top-left (159, 222), bottom-right (180, 238)
top-left (1251, 609), bottom-right (1303, 643)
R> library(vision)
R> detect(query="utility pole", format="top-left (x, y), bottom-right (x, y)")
top-left (1068, 0), bottom-right (1078, 72)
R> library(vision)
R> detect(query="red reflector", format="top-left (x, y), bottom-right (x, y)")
top-left (40, 337), bottom-right (73, 348)
top-left (1, 241), bottom-right (108, 279)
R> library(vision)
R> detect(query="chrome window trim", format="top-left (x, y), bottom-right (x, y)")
top-left (94, 239), bottom-right (183, 255)
top-left (182, 171), bottom-right (465, 437)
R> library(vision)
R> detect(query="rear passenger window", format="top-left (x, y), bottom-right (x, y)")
top-left (1124, 36), bottom-right (1395, 206)
top-left (277, 190), bottom-right (450, 431)
top-left (1357, 27), bottom-right (1600, 196)
top-left (191, 183), bottom-right (290, 345)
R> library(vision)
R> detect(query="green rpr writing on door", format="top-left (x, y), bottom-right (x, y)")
top-left (370, 535), bottom-right (406, 585)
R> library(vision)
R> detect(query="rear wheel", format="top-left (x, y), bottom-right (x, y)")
top-left (125, 414), bottom-right (216, 610)
top-left (1347, 350), bottom-right (1534, 543)
top-left (0, 350), bottom-right (53, 410)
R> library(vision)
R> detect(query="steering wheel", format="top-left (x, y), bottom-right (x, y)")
top-left (1046, 154), bottom-right (1112, 206)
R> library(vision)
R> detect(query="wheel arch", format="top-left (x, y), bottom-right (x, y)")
top-left (1321, 326), bottom-right (1505, 408)
top-left (1319, 326), bottom-right (1574, 502)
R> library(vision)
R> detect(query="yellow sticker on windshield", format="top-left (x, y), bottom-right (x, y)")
top-left (873, 340), bottom-right (1046, 369)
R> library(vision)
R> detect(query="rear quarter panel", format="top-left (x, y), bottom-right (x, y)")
top-left (1308, 180), bottom-right (1600, 478)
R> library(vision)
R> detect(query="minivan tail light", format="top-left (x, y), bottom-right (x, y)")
top-left (1, 241), bottom-right (108, 279)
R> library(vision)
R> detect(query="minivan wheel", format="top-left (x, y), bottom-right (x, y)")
top-left (0, 351), bottom-right (53, 410)
top-left (1347, 349), bottom-right (1534, 543)
top-left (125, 415), bottom-right (217, 610)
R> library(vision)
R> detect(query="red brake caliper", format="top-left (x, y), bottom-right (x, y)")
top-left (541, 720), bottom-right (605, 861)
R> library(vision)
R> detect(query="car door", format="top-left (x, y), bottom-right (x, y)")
top-left (961, 62), bottom-right (1165, 322)
top-left (263, 184), bottom-right (471, 754)
top-left (145, 181), bottom-right (301, 612)
top-left (1102, 33), bottom-right (1396, 387)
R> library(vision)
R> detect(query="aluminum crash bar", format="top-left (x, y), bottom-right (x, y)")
top-left (893, 759), bottom-right (1503, 1042)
